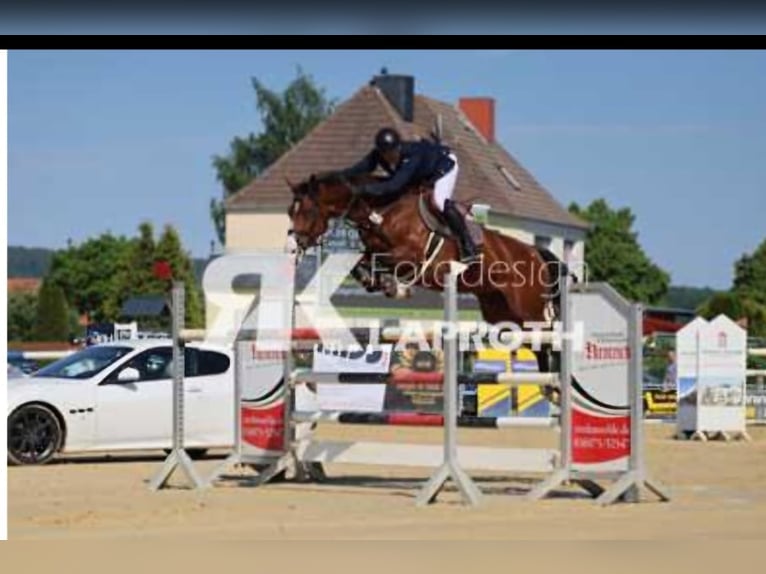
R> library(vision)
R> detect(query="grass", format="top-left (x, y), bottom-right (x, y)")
top-left (335, 306), bottom-right (482, 320)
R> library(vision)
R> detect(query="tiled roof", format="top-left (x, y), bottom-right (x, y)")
top-left (226, 84), bottom-right (588, 231)
top-left (8, 277), bottom-right (42, 293)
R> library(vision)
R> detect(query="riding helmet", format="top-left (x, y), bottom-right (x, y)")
top-left (374, 127), bottom-right (401, 152)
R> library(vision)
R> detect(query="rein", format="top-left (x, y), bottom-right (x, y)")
top-left (323, 175), bottom-right (394, 250)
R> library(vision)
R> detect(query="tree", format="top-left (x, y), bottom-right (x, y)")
top-left (8, 246), bottom-right (54, 277)
top-left (155, 224), bottom-right (204, 328)
top-left (112, 222), bottom-right (167, 314)
top-left (8, 292), bottom-right (38, 342)
top-left (35, 280), bottom-right (70, 341)
top-left (211, 67), bottom-right (336, 245)
top-left (697, 291), bottom-right (766, 336)
top-left (47, 224), bottom-right (203, 327)
top-left (47, 233), bottom-right (133, 322)
top-left (733, 238), bottom-right (766, 308)
top-left (697, 238), bottom-right (766, 337)
top-left (569, 199), bottom-right (670, 304)
top-left (696, 291), bottom-right (745, 321)
top-left (660, 285), bottom-right (718, 310)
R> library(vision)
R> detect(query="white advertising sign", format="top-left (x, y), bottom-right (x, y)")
top-left (295, 384), bottom-right (387, 413)
top-left (676, 314), bottom-right (747, 437)
top-left (312, 343), bottom-right (393, 374)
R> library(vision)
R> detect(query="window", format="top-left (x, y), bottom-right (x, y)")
top-left (564, 239), bottom-right (575, 265)
top-left (497, 165), bottom-right (522, 191)
top-left (102, 347), bottom-right (174, 384)
top-left (35, 346), bottom-right (134, 380)
top-left (534, 235), bottom-right (552, 251)
top-left (196, 350), bottom-right (231, 376)
top-left (184, 347), bottom-right (199, 377)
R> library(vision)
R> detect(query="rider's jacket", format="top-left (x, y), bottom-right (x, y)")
top-left (341, 140), bottom-right (455, 197)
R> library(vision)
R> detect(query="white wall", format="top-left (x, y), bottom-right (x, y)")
top-left (226, 211), bottom-right (291, 251)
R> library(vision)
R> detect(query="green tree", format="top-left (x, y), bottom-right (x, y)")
top-left (697, 292), bottom-right (766, 337)
top-left (112, 222), bottom-right (168, 317)
top-left (47, 233), bottom-right (133, 322)
top-left (68, 306), bottom-right (84, 340)
top-left (211, 67), bottom-right (336, 245)
top-left (696, 291), bottom-right (744, 320)
top-left (698, 238), bottom-right (766, 337)
top-left (569, 199), bottom-right (670, 304)
top-left (35, 280), bottom-right (70, 341)
top-left (155, 224), bottom-right (204, 328)
top-left (661, 285), bottom-right (718, 310)
top-left (733, 238), bottom-right (766, 307)
top-left (8, 246), bottom-right (54, 277)
top-left (8, 292), bottom-right (38, 342)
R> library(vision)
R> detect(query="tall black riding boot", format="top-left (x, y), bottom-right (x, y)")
top-left (443, 200), bottom-right (480, 264)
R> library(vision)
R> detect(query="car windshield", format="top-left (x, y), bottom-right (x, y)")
top-left (34, 346), bottom-right (134, 379)
top-left (8, 364), bottom-right (27, 379)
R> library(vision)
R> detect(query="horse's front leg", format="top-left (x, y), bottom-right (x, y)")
top-left (352, 257), bottom-right (407, 299)
top-left (377, 249), bottom-right (417, 300)
top-left (350, 253), bottom-right (381, 293)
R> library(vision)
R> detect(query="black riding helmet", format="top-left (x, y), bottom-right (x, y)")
top-left (374, 127), bottom-right (401, 153)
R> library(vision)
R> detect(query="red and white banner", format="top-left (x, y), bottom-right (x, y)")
top-left (237, 342), bottom-right (287, 459)
top-left (570, 288), bottom-right (632, 472)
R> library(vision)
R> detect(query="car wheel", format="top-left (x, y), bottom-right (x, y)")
top-left (7, 404), bottom-right (63, 466)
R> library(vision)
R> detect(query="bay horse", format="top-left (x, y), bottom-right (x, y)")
top-left (286, 172), bottom-right (567, 327)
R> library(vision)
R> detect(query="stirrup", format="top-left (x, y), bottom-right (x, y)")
top-left (460, 252), bottom-right (481, 264)
top-left (458, 241), bottom-right (481, 264)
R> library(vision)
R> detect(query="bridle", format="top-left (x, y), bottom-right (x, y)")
top-left (290, 174), bottom-right (393, 252)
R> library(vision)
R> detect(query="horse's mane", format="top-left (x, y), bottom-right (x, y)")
top-left (293, 171), bottom-right (424, 211)
top-left (315, 172), bottom-right (377, 186)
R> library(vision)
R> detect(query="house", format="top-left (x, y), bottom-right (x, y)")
top-left (8, 276), bottom-right (90, 328)
top-left (7, 277), bottom-right (42, 294)
top-left (224, 72), bottom-right (589, 306)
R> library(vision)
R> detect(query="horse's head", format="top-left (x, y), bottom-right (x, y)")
top-left (286, 173), bottom-right (355, 252)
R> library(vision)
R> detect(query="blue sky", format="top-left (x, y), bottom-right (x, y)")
top-left (7, 49), bottom-right (766, 289)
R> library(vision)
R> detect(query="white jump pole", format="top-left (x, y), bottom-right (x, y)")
top-left (149, 281), bottom-right (205, 490)
top-left (415, 263), bottom-right (483, 507)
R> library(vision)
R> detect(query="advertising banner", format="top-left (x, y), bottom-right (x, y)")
top-left (312, 343), bottom-right (393, 373)
top-left (570, 287), bottom-right (632, 473)
top-left (676, 315), bottom-right (747, 437)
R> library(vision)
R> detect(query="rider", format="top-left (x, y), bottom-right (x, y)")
top-left (339, 127), bottom-right (480, 264)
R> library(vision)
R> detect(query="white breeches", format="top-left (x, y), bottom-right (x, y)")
top-left (433, 154), bottom-right (459, 211)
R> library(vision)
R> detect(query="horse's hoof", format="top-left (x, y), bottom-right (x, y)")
top-left (395, 285), bottom-right (411, 299)
top-left (383, 286), bottom-right (398, 298)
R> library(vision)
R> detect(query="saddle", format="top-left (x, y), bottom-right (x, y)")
top-left (418, 188), bottom-right (485, 249)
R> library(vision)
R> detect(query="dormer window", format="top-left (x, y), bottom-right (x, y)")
top-left (498, 165), bottom-right (521, 191)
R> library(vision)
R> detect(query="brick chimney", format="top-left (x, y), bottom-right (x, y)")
top-left (458, 97), bottom-right (495, 142)
top-left (372, 70), bottom-right (414, 122)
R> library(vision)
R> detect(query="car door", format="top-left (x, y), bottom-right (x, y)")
top-left (95, 346), bottom-right (174, 450)
top-left (184, 346), bottom-right (235, 447)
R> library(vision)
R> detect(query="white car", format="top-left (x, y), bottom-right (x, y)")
top-left (7, 339), bottom-right (235, 465)
top-left (8, 364), bottom-right (28, 379)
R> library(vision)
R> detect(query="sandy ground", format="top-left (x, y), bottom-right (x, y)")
top-left (8, 423), bottom-right (766, 540)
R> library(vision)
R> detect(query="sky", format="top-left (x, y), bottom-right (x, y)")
top-left (6, 49), bottom-right (766, 289)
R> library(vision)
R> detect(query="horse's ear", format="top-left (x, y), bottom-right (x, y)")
top-left (285, 176), bottom-right (296, 191)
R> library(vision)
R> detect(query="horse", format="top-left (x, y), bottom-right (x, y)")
top-left (286, 172), bottom-right (568, 328)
